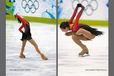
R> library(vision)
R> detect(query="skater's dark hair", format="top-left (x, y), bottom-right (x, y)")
top-left (17, 18), bottom-right (21, 23)
top-left (60, 21), bottom-right (69, 29)
top-left (79, 25), bottom-right (103, 36)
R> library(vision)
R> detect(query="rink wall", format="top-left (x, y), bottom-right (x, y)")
top-left (58, 0), bottom-right (109, 20)
top-left (6, 0), bottom-right (108, 26)
top-left (6, 0), bottom-right (56, 24)
top-left (6, 0), bottom-right (56, 18)
top-left (6, 15), bottom-right (56, 24)
top-left (58, 0), bottom-right (108, 26)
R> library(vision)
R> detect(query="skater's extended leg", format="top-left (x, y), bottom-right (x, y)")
top-left (28, 39), bottom-right (48, 60)
top-left (72, 35), bottom-right (89, 55)
top-left (19, 40), bottom-right (27, 58)
top-left (76, 28), bottom-right (95, 40)
top-left (28, 39), bottom-right (42, 54)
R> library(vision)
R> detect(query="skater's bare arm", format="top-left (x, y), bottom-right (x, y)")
top-left (65, 32), bottom-right (73, 36)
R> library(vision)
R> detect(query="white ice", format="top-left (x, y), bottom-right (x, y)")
top-left (6, 20), bottom-right (56, 76)
top-left (58, 26), bottom-right (108, 76)
top-left (6, 20), bottom-right (108, 76)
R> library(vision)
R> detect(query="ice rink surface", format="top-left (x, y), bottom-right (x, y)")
top-left (6, 20), bottom-right (56, 76)
top-left (6, 20), bottom-right (108, 76)
top-left (58, 25), bottom-right (108, 76)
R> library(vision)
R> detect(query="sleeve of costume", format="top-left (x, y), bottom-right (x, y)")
top-left (68, 6), bottom-right (79, 24)
top-left (18, 25), bottom-right (24, 33)
top-left (72, 6), bottom-right (85, 32)
top-left (14, 14), bottom-right (25, 23)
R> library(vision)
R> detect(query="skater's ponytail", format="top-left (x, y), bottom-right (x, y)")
top-left (17, 18), bottom-right (22, 23)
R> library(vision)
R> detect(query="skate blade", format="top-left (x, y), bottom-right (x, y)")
top-left (79, 53), bottom-right (90, 57)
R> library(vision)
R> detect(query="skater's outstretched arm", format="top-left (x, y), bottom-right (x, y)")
top-left (68, 4), bottom-right (79, 24)
top-left (28, 39), bottom-right (48, 60)
top-left (72, 5), bottom-right (85, 32)
top-left (65, 32), bottom-right (73, 36)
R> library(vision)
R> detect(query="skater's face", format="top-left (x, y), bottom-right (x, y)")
top-left (17, 16), bottom-right (24, 23)
top-left (61, 27), bottom-right (69, 32)
top-left (60, 21), bottom-right (70, 32)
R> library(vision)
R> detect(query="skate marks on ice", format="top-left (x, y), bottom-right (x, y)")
top-left (58, 26), bottom-right (108, 76)
top-left (6, 20), bottom-right (56, 76)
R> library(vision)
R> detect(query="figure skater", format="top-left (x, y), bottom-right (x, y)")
top-left (14, 14), bottom-right (48, 60)
top-left (60, 4), bottom-right (103, 56)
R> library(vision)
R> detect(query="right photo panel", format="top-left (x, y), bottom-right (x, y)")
top-left (58, 0), bottom-right (108, 76)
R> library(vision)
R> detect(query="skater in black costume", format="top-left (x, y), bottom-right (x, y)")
top-left (60, 4), bottom-right (103, 56)
top-left (15, 14), bottom-right (48, 60)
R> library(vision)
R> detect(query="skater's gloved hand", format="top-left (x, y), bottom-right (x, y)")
top-left (14, 15), bottom-right (16, 18)
top-left (20, 32), bottom-right (25, 41)
top-left (22, 31), bottom-right (25, 35)
top-left (77, 3), bottom-right (82, 7)
top-left (22, 31), bottom-right (24, 33)
top-left (65, 32), bottom-right (72, 36)
top-left (14, 14), bottom-right (17, 18)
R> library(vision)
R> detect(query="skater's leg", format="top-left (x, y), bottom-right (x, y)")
top-left (19, 40), bottom-right (27, 58)
top-left (72, 35), bottom-right (88, 55)
top-left (76, 28), bottom-right (95, 40)
top-left (28, 39), bottom-right (48, 60)
top-left (28, 39), bottom-right (42, 54)
top-left (73, 33), bottom-right (90, 41)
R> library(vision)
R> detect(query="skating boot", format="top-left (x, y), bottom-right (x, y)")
top-left (79, 48), bottom-right (89, 57)
top-left (41, 54), bottom-right (48, 60)
top-left (19, 54), bottom-right (26, 58)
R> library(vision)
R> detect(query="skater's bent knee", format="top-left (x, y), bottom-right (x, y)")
top-left (90, 35), bottom-right (96, 39)
top-left (76, 29), bottom-right (84, 35)
top-left (72, 35), bottom-right (79, 40)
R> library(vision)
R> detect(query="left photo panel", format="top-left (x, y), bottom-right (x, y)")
top-left (6, 0), bottom-right (56, 76)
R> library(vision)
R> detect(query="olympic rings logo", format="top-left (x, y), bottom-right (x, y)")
top-left (72, 0), bottom-right (98, 16)
top-left (21, 0), bottom-right (39, 13)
